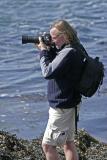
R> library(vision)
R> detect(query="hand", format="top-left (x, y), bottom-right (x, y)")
top-left (35, 37), bottom-right (48, 51)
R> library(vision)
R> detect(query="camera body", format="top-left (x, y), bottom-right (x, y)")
top-left (22, 33), bottom-right (52, 46)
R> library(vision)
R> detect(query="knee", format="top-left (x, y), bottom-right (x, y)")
top-left (42, 143), bottom-right (55, 153)
top-left (42, 143), bottom-right (49, 153)
top-left (63, 141), bottom-right (75, 151)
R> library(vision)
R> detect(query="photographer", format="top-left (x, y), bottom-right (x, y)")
top-left (36, 20), bottom-right (84, 160)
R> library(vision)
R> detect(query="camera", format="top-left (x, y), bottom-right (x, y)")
top-left (22, 33), bottom-right (52, 46)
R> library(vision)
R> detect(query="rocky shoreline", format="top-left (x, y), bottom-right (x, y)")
top-left (0, 129), bottom-right (107, 160)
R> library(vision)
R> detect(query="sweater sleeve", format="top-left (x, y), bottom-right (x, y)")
top-left (40, 47), bottom-right (73, 79)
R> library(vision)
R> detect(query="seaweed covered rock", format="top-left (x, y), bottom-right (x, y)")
top-left (75, 129), bottom-right (107, 160)
top-left (0, 130), bottom-right (45, 160)
top-left (0, 129), bottom-right (107, 160)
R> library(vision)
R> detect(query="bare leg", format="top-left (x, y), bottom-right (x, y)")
top-left (42, 143), bottom-right (59, 160)
top-left (63, 141), bottom-right (78, 160)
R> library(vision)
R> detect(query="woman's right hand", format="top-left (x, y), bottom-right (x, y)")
top-left (35, 37), bottom-right (48, 51)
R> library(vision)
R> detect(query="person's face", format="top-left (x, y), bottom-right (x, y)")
top-left (50, 28), bottom-right (66, 49)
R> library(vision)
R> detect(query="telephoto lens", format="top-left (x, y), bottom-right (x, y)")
top-left (22, 35), bottom-right (39, 44)
top-left (22, 33), bottom-right (52, 45)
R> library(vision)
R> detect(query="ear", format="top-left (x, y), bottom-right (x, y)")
top-left (63, 34), bottom-right (69, 43)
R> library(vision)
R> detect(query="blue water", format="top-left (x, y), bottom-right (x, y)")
top-left (0, 0), bottom-right (107, 142)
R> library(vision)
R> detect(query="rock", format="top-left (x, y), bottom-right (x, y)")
top-left (0, 129), bottom-right (107, 160)
top-left (75, 129), bottom-right (107, 160)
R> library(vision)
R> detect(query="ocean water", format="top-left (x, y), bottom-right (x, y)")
top-left (0, 0), bottom-right (107, 142)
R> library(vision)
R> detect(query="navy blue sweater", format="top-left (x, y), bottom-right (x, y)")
top-left (39, 44), bottom-right (84, 108)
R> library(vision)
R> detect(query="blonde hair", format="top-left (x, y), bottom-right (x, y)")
top-left (50, 20), bottom-right (80, 44)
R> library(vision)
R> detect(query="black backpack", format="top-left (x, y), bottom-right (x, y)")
top-left (74, 44), bottom-right (104, 134)
top-left (78, 45), bottom-right (104, 97)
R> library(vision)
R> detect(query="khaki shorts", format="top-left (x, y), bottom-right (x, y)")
top-left (42, 105), bottom-right (80, 146)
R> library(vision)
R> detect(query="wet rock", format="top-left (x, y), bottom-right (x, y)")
top-left (0, 129), bottom-right (107, 160)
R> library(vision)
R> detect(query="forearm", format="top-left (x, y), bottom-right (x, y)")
top-left (40, 49), bottom-right (55, 79)
top-left (40, 47), bottom-right (72, 79)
